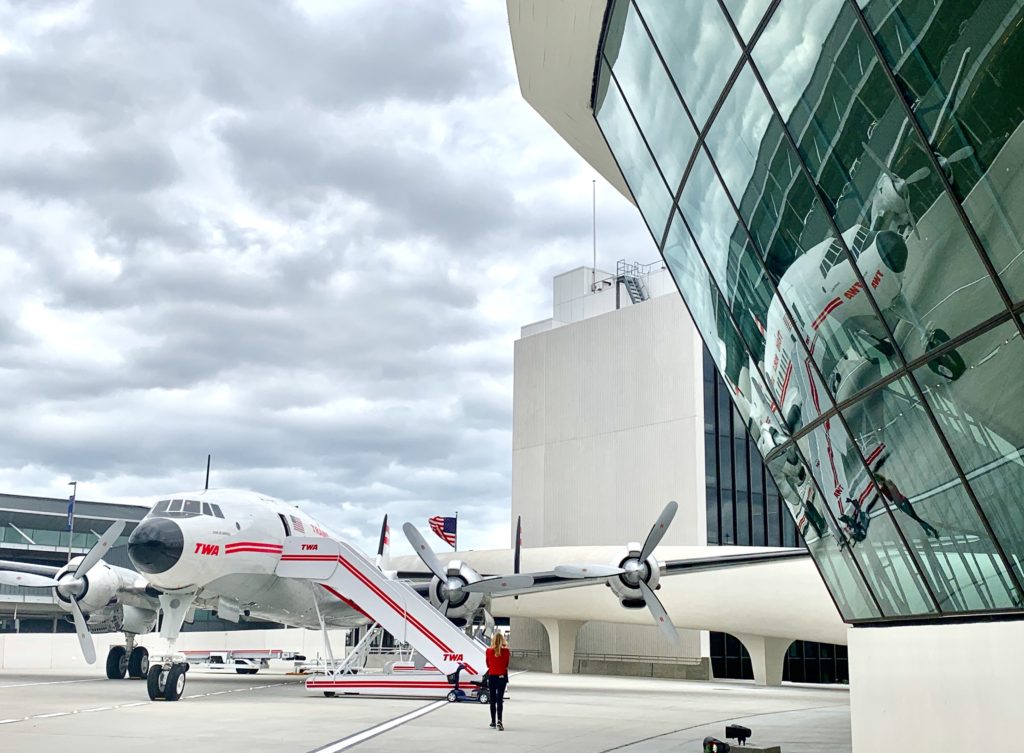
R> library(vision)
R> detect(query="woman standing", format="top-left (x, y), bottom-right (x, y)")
top-left (485, 632), bottom-right (510, 730)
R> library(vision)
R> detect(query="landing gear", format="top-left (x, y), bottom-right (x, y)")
top-left (129, 646), bottom-right (150, 679)
top-left (106, 646), bottom-right (128, 679)
top-left (146, 662), bottom-right (188, 701)
top-left (235, 666), bottom-right (259, 675)
top-left (925, 328), bottom-right (966, 380)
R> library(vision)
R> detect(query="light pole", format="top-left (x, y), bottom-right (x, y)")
top-left (66, 481), bottom-right (77, 564)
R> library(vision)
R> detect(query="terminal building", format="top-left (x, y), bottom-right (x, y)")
top-left (507, 0), bottom-right (1024, 749)
top-left (513, 262), bottom-right (847, 683)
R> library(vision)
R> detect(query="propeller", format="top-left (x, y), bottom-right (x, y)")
top-left (553, 564), bottom-right (625, 579)
top-left (402, 523), bottom-right (447, 582)
top-left (0, 571), bottom-right (58, 588)
top-left (459, 574), bottom-right (534, 593)
top-left (638, 580), bottom-right (679, 646)
top-left (68, 594), bottom-right (96, 664)
top-left (640, 500), bottom-right (677, 562)
top-left (74, 520), bottom-right (124, 578)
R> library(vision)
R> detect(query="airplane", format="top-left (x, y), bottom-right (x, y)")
top-left (0, 488), bottom-right (828, 701)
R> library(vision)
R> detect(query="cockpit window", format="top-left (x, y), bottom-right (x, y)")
top-left (153, 500), bottom-right (171, 514)
top-left (210, 504), bottom-right (224, 519)
top-left (202, 502), bottom-right (213, 517)
top-left (183, 499), bottom-right (200, 514)
top-left (147, 498), bottom-right (224, 520)
top-left (168, 499), bottom-right (183, 513)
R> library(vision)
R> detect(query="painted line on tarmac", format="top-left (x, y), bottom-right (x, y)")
top-left (309, 699), bottom-right (448, 753)
top-left (0, 679), bottom-right (299, 726)
top-left (0, 678), bottom-right (104, 689)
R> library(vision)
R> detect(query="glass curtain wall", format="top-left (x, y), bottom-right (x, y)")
top-left (594, 0), bottom-right (1024, 621)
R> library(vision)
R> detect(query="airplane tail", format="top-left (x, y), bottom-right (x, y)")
top-left (375, 514), bottom-right (391, 571)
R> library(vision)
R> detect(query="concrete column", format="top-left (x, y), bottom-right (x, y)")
top-left (538, 618), bottom-right (583, 674)
top-left (733, 633), bottom-right (791, 686)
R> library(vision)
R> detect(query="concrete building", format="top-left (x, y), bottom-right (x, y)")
top-left (507, 0), bottom-right (1024, 749)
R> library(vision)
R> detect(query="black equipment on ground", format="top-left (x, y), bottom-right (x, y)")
top-left (726, 724), bottom-right (752, 745)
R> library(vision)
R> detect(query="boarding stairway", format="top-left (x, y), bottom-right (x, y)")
top-left (276, 537), bottom-right (487, 696)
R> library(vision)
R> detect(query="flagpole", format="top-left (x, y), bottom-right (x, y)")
top-left (66, 480), bottom-right (77, 564)
top-left (454, 511), bottom-right (458, 551)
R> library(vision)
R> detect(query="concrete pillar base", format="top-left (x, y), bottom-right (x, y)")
top-left (538, 618), bottom-right (583, 674)
top-left (733, 633), bottom-right (791, 686)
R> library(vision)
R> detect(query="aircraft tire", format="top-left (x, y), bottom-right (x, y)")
top-left (235, 667), bottom-right (259, 675)
top-left (163, 664), bottom-right (186, 702)
top-left (106, 646), bottom-right (128, 680)
top-left (146, 666), bottom-right (164, 700)
top-left (128, 647), bottom-right (149, 679)
top-left (323, 691), bottom-right (336, 698)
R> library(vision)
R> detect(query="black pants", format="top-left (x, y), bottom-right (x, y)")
top-left (487, 674), bottom-right (507, 723)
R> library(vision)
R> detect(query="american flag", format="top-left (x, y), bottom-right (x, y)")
top-left (290, 515), bottom-right (305, 534)
top-left (428, 515), bottom-right (457, 548)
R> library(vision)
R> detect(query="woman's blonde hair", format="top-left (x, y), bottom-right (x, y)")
top-left (490, 631), bottom-right (508, 657)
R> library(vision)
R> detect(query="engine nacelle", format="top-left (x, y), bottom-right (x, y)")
top-left (427, 559), bottom-right (485, 625)
top-left (54, 560), bottom-right (122, 616)
top-left (608, 542), bottom-right (663, 609)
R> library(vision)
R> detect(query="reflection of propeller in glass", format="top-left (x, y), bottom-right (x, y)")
top-left (0, 521), bottom-right (125, 664)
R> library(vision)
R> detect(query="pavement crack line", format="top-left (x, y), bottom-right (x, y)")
top-left (0, 679), bottom-right (300, 726)
top-left (595, 703), bottom-right (847, 752)
top-left (308, 699), bottom-right (449, 753)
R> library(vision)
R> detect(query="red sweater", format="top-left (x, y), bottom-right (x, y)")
top-left (486, 647), bottom-right (510, 676)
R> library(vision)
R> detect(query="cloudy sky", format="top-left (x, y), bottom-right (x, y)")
top-left (0, 0), bottom-right (649, 555)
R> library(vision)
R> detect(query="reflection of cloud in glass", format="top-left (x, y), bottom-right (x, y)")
top-left (706, 64), bottom-right (773, 201)
top-left (722, 0), bottom-right (774, 41)
top-left (636, 0), bottom-right (740, 127)
top-left (752, 0), bottom-right (845, 121)
top-left (679, 149), bottom-right (742, 289)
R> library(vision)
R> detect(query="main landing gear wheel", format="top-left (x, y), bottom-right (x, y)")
top-left (235, 667), bottom-right (259, 675)
top-left (106, 646), bottom-right (128, 680)
top-left (925, 328), bottom-right (966, 380)
top-left (147, 663), bottom-right (188, 701)
top-left (128, 646), bottom-right (149, 679)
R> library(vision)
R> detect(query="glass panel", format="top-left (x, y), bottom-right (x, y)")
top-left (606, 0), bottom-right (698, 191)
top-left (842, 376), bottom-right (1020, 610)
top-left (794, 416), bottom-right (937, 615)
top-left (595, 62), bottom-right (674, 240)
top-left (862, 0), bottom-right (1024, 302)
top-left (168, 500), bottom-right (183, 512)
top-left (634, 0), bottom-right (741, 129)
top-left (211, 504), bottom-right (225, 519)
top-left (202, 502), bottom-right (213, 517)
top-left (721, 0), bottom-right (774, 43)
top-left (914, 320), bottom-right (1024, 590)
top-left (754, 0), bottom-right (1005, 367)
top-left (153, 500), bottom-right (170, 514)
top-left (183, 500), bottom-right (200, 515)
top-left (767, 445), bottom-right (880, 618)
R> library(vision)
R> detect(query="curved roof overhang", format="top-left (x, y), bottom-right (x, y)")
top-left (506, 0), bottom-right (632, 202)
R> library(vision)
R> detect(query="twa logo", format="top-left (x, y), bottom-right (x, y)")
top-left (443, 653), bottom-right (463, 662)
top-left (844, 281), bottom-right (864, 300)
top-left (301, 543), bottom-right (319, 551)
top-left (193, 543), bottom-right (220, 556)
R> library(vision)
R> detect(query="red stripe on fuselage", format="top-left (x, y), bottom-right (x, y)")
top-left (812, 297), bottom-right (842, 330)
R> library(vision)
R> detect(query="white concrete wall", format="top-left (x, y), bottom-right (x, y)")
top-left (849, 620), bottom-right (1024, 752)
top-left (512, 286), bottom-right (706, 662)
top-left (0, 627), bottom-right (348, 670)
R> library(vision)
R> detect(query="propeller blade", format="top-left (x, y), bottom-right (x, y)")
top-left (460, 574), bottom-right (535, 594)
top-left (905, 166), bottom-right (930, 185)
top-left (402, 523), bottom-right (447, 582)
top-left (862, 142), bottom-right (896, 180)
top-left (638, 580), bottom-right (679, 646)
top-left (553, 564), bottom-right (624, 579)
top-left (74, 520), bottom-right (126, 578)
top-left (484, 608), bottom-right (495, 637)
top-left (438, 599), bottom-right (449, 617)
top-left (946, 145), bottom-right (974, 164)
top-left (0, 572), bottom-right (59, 588)
top-left (513, 516), bottom-right (522, 575)
top-left (68, 597), bottom-right (96, 664)
top-left (640, 500), bottom-right (678, 562)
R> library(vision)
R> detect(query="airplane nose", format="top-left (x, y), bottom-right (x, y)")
top-left (128, 517), bottom-right (184, 574)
